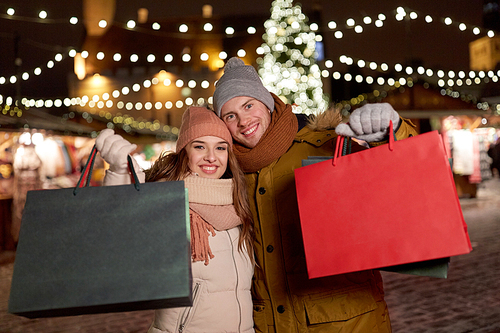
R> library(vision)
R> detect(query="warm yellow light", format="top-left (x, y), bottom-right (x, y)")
top-left (92, 74), bottom-right (103, 86)
top-left (157, 70), bottom-right (168, 81)
top-left (138, 8), bottom-right (148, 24)
top-left (74, 53), bottom-right (86, 80)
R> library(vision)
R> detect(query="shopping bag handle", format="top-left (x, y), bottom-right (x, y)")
top-left (73, 145), bottom-right (140, 195)
top-left (333, 120), bottom-right (396, 166)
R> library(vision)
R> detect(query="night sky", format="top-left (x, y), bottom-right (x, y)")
top-left (0, 0), bottom-right (488, 99)
top-left (113, 0), bottom-right (486, 70)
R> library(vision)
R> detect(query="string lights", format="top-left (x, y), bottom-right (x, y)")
top-left (1, 5), bottom-right (494, 38)
top-left (0, 4), bottom-right (495, 83)
top-left (3, 49), bottom-right (499, 93)
top-left (0, 4), bottom-right (495, 86)
top-left (1, 3), bottom-right (499, 133)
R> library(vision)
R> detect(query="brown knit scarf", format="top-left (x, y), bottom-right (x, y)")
top-left (233, 93), bottom-right (298, 173)
top-left (184, 176), bottom-right (241, 265)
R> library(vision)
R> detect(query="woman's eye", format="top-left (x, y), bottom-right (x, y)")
top-left (194, 145), bottom-right (204, 149)
top-left (217, 146), bottom-right (227, 151)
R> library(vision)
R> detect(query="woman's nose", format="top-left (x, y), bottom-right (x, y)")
top-left (204, 149), bottom-right (216, 162)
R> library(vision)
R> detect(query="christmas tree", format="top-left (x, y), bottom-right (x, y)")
top-left (257, 0), bottom-right (328, 114)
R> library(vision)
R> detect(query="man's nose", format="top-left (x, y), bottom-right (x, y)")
top-left (239, 115), bottom-right (251, 127)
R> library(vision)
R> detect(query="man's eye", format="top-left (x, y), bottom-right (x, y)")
top-left (245, 104), bottom-right (253, 109)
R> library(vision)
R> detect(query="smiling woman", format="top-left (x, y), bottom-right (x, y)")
top-left (185, 136), bottom-right (228, 179)
top-left (95, 106), bottom-right (256, 333)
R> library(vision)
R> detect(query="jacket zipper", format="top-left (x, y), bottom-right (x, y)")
top-left (227, 230), bottom-right (242, 333)
top-left (178, 282), bottom-right (201, 333)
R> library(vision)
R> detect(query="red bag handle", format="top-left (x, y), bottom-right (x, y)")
top-left (388, 120), bottom-right (395, 151)
top-left (333, 135), bottom-right (344, 166)
top-left (74, 145), bottom-right (140, 195)
top-left (333, 120), bottom-right (396, 166)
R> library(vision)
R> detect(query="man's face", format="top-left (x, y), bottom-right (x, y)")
top-left (220, 96), bottom-right (272, 148)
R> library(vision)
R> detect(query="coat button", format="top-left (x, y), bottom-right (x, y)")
top-left (259, 187), bottom-right (266, 195)
top-left (277, 305), bottom-right (285, 313)
top-left (266, 245), bottom-right (274, 253)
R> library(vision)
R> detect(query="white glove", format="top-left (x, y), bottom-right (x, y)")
top-left (95, 129), bottom-right (137, 174)
top-left (335, 103), bottom-right (401, 142)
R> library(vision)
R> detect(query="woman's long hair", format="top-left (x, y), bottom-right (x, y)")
top-left (145, 147), bottom-right (255, 262)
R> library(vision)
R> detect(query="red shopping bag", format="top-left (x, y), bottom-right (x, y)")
top-left (295, 126), bottom-right (472, 279)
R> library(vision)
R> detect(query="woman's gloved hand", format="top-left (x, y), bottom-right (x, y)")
top-left (335, 103), bottom-right (401, 142)
top-left (95, 129), bottom-right (137, 174)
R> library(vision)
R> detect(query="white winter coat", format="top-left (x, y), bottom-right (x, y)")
top-left (103, 169), bottom-right (255, 333)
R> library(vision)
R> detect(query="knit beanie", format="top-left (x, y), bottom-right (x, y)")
top-left (213, 57), bottom-right (275, 117)
top-left (176, 106), bottom-right (233, 152)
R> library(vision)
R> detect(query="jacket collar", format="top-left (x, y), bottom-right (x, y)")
top-left (295, 126), bottom-right (337, 147)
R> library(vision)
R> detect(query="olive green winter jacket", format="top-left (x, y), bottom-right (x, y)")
top-left (245, 115), bottom-right (418, 333)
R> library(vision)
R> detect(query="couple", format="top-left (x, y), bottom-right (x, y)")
top-left (96, 57), bottom-right (418, 333)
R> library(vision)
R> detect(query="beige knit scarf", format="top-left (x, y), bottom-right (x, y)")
top-left (184, 175), bottom-right (241, 265)
top-left (232, 93), bottom-right (298, 173)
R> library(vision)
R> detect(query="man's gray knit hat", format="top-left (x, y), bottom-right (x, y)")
top-left (213, 57), bottom-right (275, 117)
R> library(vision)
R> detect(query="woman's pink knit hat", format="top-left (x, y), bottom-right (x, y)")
top-left (176, 107), bottom-right (233, 152)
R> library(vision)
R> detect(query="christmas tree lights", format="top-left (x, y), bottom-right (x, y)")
top-left (257, 0), bottom-right (328, 114)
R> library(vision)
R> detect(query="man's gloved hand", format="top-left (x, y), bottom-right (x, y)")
top-left (95, 129), bottom-right (137, 174)
top-left (335, 103), bottom-right (401, 142)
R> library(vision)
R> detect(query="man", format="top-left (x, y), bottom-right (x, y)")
top-left (213, 57), bottom-right (418, 333)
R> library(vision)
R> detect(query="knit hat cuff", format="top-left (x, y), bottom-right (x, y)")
top-left (175, 107), bottom-right (233, 152)
top-left (177, 122), bottom-right (232, 152)
top-left (214, 79), bottom-right (274, 117)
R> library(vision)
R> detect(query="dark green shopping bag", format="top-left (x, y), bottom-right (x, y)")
top-left (8, 146), bottom-right (191, 318)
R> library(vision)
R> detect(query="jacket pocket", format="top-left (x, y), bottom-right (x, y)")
top-left (178, 281), bottom-right (203, 332)
top-left (253, 300), bottom-right (268, 333)
top-left (303, 285), bottom-right (377, 324)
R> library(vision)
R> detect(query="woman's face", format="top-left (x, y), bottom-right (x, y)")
top-left (184, 135), bottom-right (229, 179)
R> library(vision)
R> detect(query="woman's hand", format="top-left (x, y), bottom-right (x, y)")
top-left (95, 129), bottom-right (137, 174)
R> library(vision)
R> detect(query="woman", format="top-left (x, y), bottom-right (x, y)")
top-left (96, 106), bottom-right (255, 333)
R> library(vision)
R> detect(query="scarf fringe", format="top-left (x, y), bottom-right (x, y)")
top-left (190, 210), bottom-right (216, 265)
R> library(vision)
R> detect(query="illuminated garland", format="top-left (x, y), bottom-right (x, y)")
top-left (2, 46), bottom-right (500, 90)
top-left (1, 5), bottom-right (494, 39)
top-left (1, 4), bottom-right (497, 87)
top-left (1, 4), bottom-right (499, 132)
